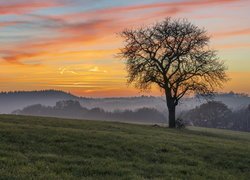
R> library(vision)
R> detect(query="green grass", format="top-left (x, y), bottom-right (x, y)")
top-left (0, 115), bottom-right (249, 179)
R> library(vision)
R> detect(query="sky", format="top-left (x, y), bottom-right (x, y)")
top-left (0, 0), bottom-right (250, 97)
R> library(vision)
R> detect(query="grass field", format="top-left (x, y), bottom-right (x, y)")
top-left (0, 115), bottom-right (249, 179)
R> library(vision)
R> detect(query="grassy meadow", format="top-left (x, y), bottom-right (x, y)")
top-left (0, 115), bottom-right (249, 179)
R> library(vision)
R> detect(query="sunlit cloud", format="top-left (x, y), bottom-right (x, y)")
top-left (89, 66), bottom-right (107, 73)
top-left (213, 28), bottom-right (250, 38)
top-left (0, 0), bottom-right (249, 96)
top-left (58, 67), bottom-right (79, 75)
top-left (1, 0), bottom-right (246, 65)
top-left (0, 0), bottom-right (62, 15)
top-left (214, 43), bottom-right (250, 49)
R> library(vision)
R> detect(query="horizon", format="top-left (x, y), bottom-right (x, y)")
top-left (0, 89), bottom-right (249, 99)
top-left (0, 0), bottom-right (250, 97)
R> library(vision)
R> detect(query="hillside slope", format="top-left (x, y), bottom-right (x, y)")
top-left (0, 115), bottom-right (249, 179)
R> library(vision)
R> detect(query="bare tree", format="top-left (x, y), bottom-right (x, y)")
top-left (119, 18), bottom-right (228, 128)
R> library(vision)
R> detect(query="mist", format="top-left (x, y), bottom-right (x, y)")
top-left (0, 90), bottom-right (248, 131)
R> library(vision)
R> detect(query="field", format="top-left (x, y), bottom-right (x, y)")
top-left (0, 115), bottom-right (249, 179)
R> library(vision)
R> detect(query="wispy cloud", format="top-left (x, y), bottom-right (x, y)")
top-left (89, 66), bottom-right (107, 73)
top-left (0, 0), bottom-right (62, 15)
top-left (0, 21), bottom-right (24, 28)
top-left (0, 0), bottom-right (249, 96)
top-left (0, 0), bottom-right (245, 65)
top-left (59, 67), bottom-right (79, 75)
top-left (213, 28), bottom-right (250, 38)
top-left (1, 51), bottom-right (44, 65)
top-left (214, 43), bottom-right (250, 49)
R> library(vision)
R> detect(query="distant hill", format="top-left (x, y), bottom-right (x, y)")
top-left (0, 90), bottom-right (78, 114)
top-left (0, 90), bottom-right (249, 114)
top-left (12, 100), bottom-right (166, 124)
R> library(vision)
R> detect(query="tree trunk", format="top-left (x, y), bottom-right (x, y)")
top-left (165, 88), bottom-right (176, 128)
top-left (168, 105), bottom-right (176, 128)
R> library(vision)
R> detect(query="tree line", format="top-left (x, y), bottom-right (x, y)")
top-left (13, 99), bottom-right (250, 132)
top-left (181, 101), bottom-right (250, 132)
top-left (13, 100), bottom-right (166, 124)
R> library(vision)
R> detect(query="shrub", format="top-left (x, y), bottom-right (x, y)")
top-left (176, 118), bottom-right (185, 129)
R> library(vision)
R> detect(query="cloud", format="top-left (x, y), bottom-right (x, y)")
top-left (0, 16), bottom-right (120, 64)
top-left (0, 21), bottom-right (24, 28)
top-left (59, 67), bottom-right (79, 75)
top-left (1, 51), bottom-right (44, 65)
top-left (58, 19), bottom-right (115, 34)
top-left (89, 66), bottom-right (107, 73)
top-left (61, 0), bottom-right (240, 20)
top-left (0, 1), bottom-right (62, 15)
top-left (124, 0), bottom-right (237, 11)
top-left (89, 66), bottom-right (99, 72)
top-left (214, 43), bottom-right (250, 49)
top-left (0, 0), bottom-right (246, 65)
top-left (213, 28), bottom-right (250, 38)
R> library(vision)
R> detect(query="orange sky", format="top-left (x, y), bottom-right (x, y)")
top-left (0, 0), bottom-right (250, 97)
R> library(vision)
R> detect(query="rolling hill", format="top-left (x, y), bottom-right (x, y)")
top-left (0, 90), bottom-right (77, 114)
top-left (0, 115), bottom-right (249, 179)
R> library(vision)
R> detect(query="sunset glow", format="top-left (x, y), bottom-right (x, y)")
top-left (0, 0), bottom-right (250, 97)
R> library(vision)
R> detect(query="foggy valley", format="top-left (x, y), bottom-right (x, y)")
top-left (1, 90), bottom-right (249, 132)
top-left (1, 90), bottom-right (249, 114)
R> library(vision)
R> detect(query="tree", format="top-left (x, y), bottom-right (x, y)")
top-left (231, 104), bottom-right (250, 132)
top-left (184, 101), bottom-right (232, 128)
top-left (119, 18), bottom-right (228, 128)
